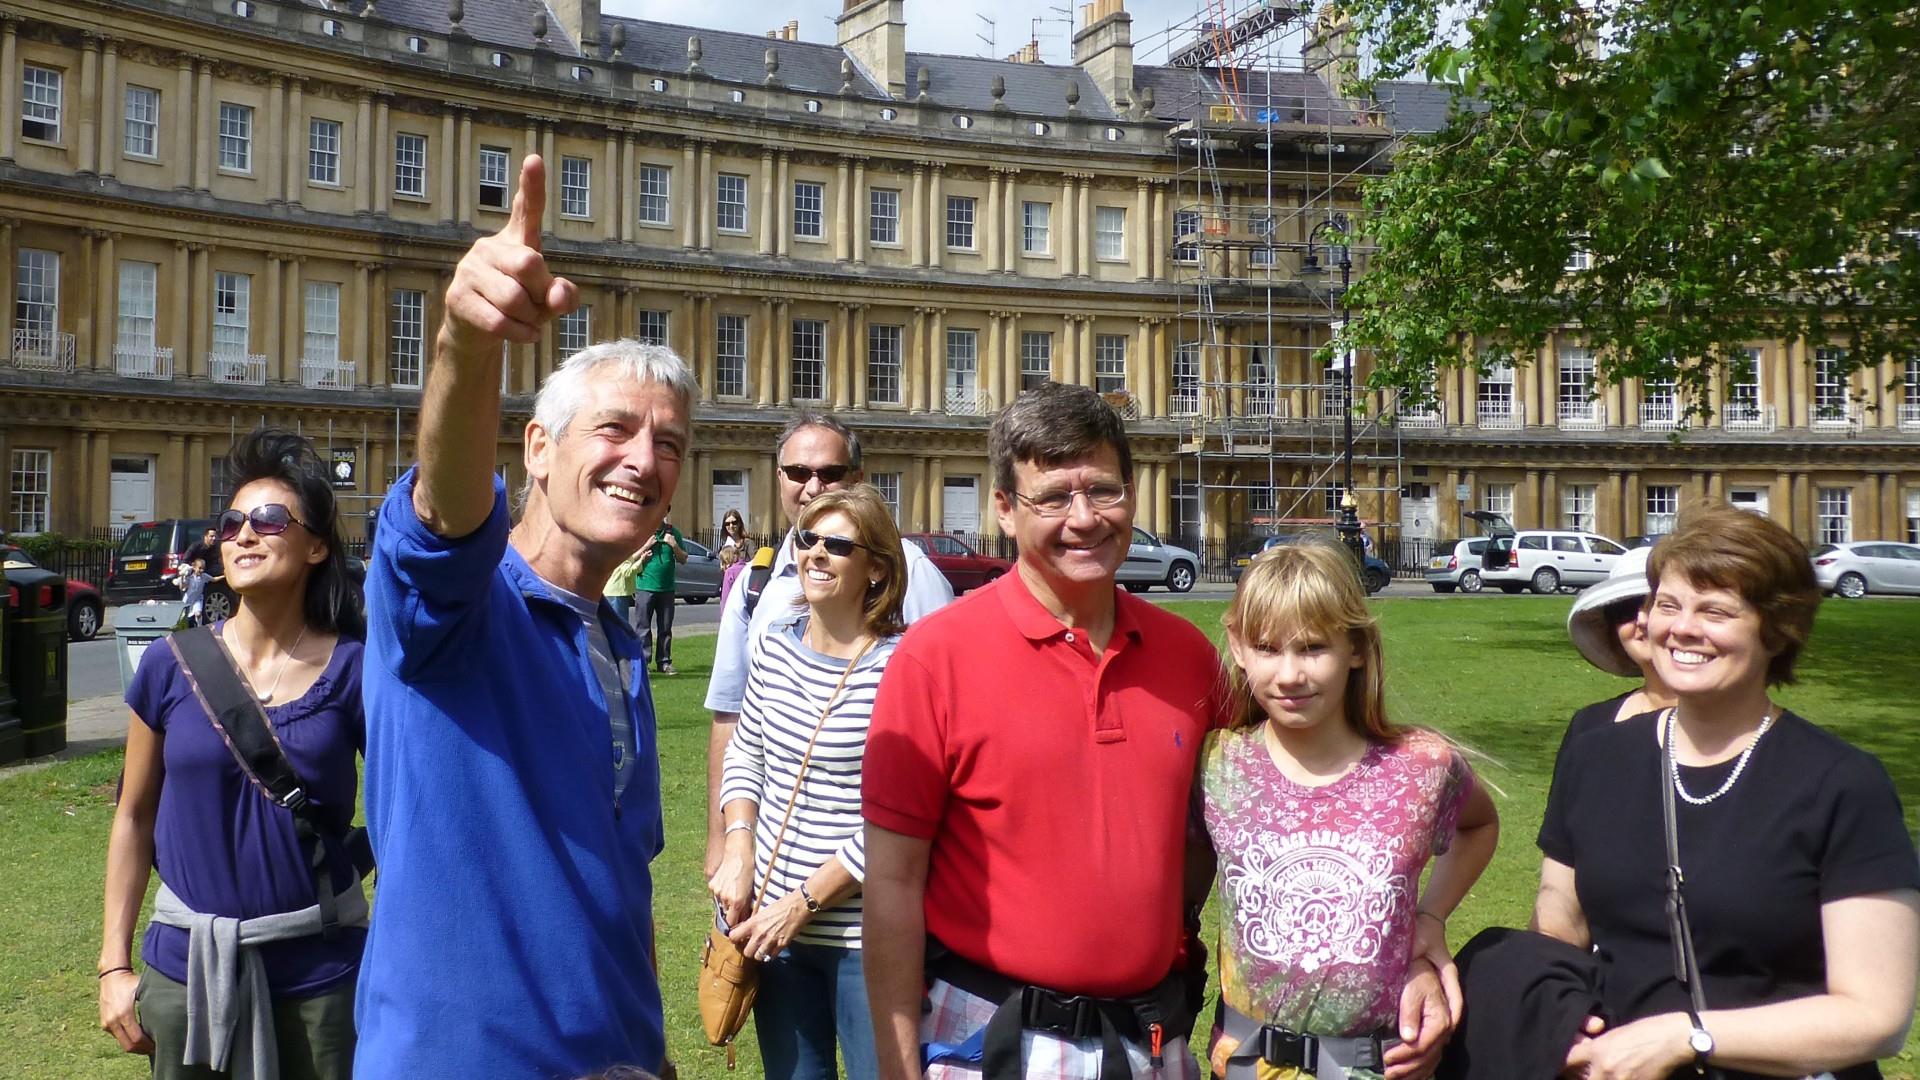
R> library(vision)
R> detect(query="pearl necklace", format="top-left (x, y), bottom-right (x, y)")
top-left (1665, 708), bottom-right (1775, 806)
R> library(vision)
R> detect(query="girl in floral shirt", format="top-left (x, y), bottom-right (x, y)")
top-left (1198, 543), bottom-right (1499, 1079)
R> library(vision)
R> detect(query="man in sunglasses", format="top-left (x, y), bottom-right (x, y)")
top-left (355, 156), bottom-right (686, 1080)
top-left (700, 412), bottom-right (953, 877)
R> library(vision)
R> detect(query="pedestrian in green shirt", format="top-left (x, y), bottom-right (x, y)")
top-left (603, 549), bottom-right (646, 629)
top-left (635, 511), bottom-right (686, 674)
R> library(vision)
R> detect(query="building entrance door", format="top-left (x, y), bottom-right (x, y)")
top-left (941, 476), bottom-right (979, 535)
top-left (110, 456), bottom-right (156, 533)
top-left (1400, 483), bottom-right (1436, 540)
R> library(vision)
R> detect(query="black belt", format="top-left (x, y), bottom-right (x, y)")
top-left (928, 939), bottom-right (1194, 1080)
top-left (1215, 997), bottom-right (1391, 1076)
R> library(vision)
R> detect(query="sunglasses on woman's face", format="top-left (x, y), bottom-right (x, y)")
top-left (793, 529), bottom-right (869, 558)
top-left (217, 503), bottom-right (315, 542)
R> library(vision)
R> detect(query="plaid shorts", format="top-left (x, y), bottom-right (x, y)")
top-left (922, 977), bottom-right (1203, 1080)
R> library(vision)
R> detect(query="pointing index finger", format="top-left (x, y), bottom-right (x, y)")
top-left (504, 154), bottom-right (546, 251)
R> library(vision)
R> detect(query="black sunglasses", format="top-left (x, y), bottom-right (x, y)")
top-left (793, 529), bottom-right (870, 558)
top-left (779, 464), bottom-right (852, 486)
top-left (217, 504), bottom-right (316, 542)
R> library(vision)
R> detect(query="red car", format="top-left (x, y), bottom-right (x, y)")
top-left (902, 533), bottom-right (1012, 595)
top-left (3, 544), bottom-right (106, 641)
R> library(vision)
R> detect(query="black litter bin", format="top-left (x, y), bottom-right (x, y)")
top-left (5, 567), bottom-right (68, 759)
top-left (0, 600), bottom-right (21, 766)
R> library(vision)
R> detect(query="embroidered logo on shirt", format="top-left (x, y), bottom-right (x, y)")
top-left (1225, 828), bottom-right (1404, 971)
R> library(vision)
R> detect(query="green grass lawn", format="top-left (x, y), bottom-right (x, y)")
top-left (4, 598), bottom-right (1917, 1078)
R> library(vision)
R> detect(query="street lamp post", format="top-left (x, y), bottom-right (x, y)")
top-left (1300, 214), bottom-right (1367, 573)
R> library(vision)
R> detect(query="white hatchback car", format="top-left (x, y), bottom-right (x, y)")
top-left (1812, 542), bottom-right (1920, 598)
top-left (1482, 530), bottom-right (1630, 594)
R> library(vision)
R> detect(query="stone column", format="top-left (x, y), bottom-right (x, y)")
top-left (439, 108), bottom-right (457, 222)
top-left (834, 157), bottom-right (852, 262)
top-left (283, 255), bottom-right (303, 383)
top-left (773, 300), bottom-right (792, 405)
top-left (909, 163), bottom-right (927, 267)
top-left (194, 61), bottom-right (214, 192)
top-left (1134, 317), bottom-right (1152, 412)
top-left (756, 297), bottom-right (776, 406)
top-left (910, 456), bottom-right (929, 531)
top-left (601, 131), bottom-right (619, 242)
top-left (166, 433), bottom-right (187, 516)
top-left (186, 434), bottom-right (207, 514)
top-left (351, 262), bottom-right (371, 382)
top-left (929, 457), bottom-right (946, 531)
top-left (680, 140), bottom-right (698, 248)
top-left (1151, 181), bottom-right (1169, 282)
top-left (907, 307), bottom-right (928, 413)
top-left (1061, 314), bottom-right (1078, 387)
top-left (985, 311), bottom-right (1004, 409)
top-left (258, 75), bottom-right (285, 202)
top-left (984, 169), bottom-right (1002, 272)
top-left (852, 158), bottom-right (868, 264)
top-left (1079, 316), bottom-right (1097, 388)
top-left (852, 304), bottom-right (869, 410)
top-left (1077, 176), bottom-right (1094, 278)
top-left (694, 294), bottom-right (715, 399)
top-left (775, 151), bottom-right (791, 258)
top-left (369, 264), bottom-right (388, 384)
top-left (673, 292), bottom-right (697, 362)
top-left (1058, 174), bottom-right (1076, 276)
top-left (1002, 314), bottom-right (1019, 404)
top-left (454, 108), bottom-right (473, 223)
top-left (1790, 471), bottom-right (1811, 538)
top-left (758, 150), bottom-right (777, 256)
top-left (97, 39), bottom-right (120, 179)
top-left (695, 141), bottom-right (714, 250)
top-left (77, 431), bottom-right (95, 531)
top-left (926, 164), bottom-right (944, 271)
top-left (539, 123), bottom-right (556, 233)
top-left (284, 78), bottom-right (305, 205)
top-left (260, 252), bottom-right (281, 378)
top-left (94, 231), bottom-right (116, 370)
top-left (929, 308), bottom-right (947, 412)
top-left (169, 240), bottom-right (191, 374)
top-left (0, 18), bottom-right (17, 160)
top-left (77, 35), bottom-right (100, 175)
top-left (834, 303), bottom-right (854, 408)
top-left (1786, 339), bottom-right (1807, 429)
top-left (1002, 168), bottom-right (1021, 274)
top-left (354, 92), bottom-right (374, 214)
top-left (1133, 178), bottom-right (1151, 280)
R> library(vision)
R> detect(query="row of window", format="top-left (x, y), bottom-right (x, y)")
top-left (1478, 483), bottom-right (1865, 545)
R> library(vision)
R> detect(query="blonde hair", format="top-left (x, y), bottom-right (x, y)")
top-left (1224, 541), bottom-right (1399, 742)
top-left (793, 484), bottom-right (908, 639)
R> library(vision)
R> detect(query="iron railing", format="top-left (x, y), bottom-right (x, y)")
top-left (113, 344), bottom-right (175, 380)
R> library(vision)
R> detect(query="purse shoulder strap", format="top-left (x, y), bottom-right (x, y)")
top-left (169, 626), bottom-right (312, 812)
top-left (749, 637), bottom-right (875, 913)
top-left (1659, 708), bottom-right (1712, 1021)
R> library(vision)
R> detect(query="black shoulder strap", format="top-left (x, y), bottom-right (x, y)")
top-left (742, 544), bottom-right (778, 616)
top-left (1659, 709), bottom-right (1720, 1077)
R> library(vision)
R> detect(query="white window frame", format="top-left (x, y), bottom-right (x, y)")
top-left (559, 155), bottom-right (592, 218)
top-left (1562, 484), bottom-right (1597, 533)
top-left (116, 261), bottom-right (159, 356)
top-left (1813, 347), bottom-right (1848, 419)
top-left (390, 288), bottom-right (426, 388)
top-left (557, 306), bottom-right (591, 356)
top-left (123, 85), bottom-right (159, 159)
top-left (1094, 334), bottom-right (1127, 394)
top-left (1248, 210), bottom-right (1275, 268)
top-left (212, 272), bottom-right (250, 357)
top-left (793, 180), bottom-right (825, 240)
top-left (1817, 487), bottom-right (1852, 545)
top-left (303, 282), bottom-right (341, 364)
top-left (1727, 347), bottom-right (1764, 423)
top-left (1479, 363), bottom-right (1516, 417)
top-left (1020, 331), bottom-right (1052, 390)
top-left (637, 165), bottom-right (670, 226)
top-left (866, 323), bottom-right (902, 404)
top-left (1482, 483), bottom-right (1515, 520)
top-left (1246, 345), bottom-right (1274, 416)
top-left (478, 146), bottom-right (510, 210)
top-left (393, 132), bottom-right (427, 198)
top-left (1172, 209), bottom-right (1200, 264)
top-left (9, 449), bottom-right (52, 534)
top-left (715, 173), bottom-right (748, 233)
top-left (15, 248), bottom-right (59, 340)
top-left (871, 472), bottom-right (902, 523)
top-left (21, 65), bottom-right (61, 143)
top-left (1558, 346), bottom-right (1597, 420)
top-left (1022, 201), bottom-right (1051, 256)
top-left (946, 328), bottom-right (979, 400)
top-left (1171, 341), bottom-right (1201, 415)
top-left (1645, 485), bottom-right (1680, 535)
top-left (308, 117), bottom-right (342, 186)
top-left (869, 188), bottom-right (900, 246)
top-left (715, 314), bottom-right (747, 398)
top-left (635, 310), bottom-right (668, 348)
top-left (791, 319), bottom-right (827, 401)
top-left (946, 196), bottom-right (976, 251)
top-left (218, 103), bottom-right (252, 173)
top-left (1095, 206), bottom-right (1126, 261)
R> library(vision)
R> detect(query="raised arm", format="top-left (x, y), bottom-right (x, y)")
top-left (415, 155), bottom-right (578, 539)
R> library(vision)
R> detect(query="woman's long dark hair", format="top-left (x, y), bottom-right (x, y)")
top-left (225, 428), bottom-right (364, 638)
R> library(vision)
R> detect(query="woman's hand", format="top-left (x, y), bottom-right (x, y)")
top-left (98, 969), bottom-right (152, 1055)
top-left (1562, 1012), bottom-right (1692, 1080)
top-left (1410, 911), bottom-right (1463, 1025)
top-left (1383, 958), bottom-right (1453, 1080)
top-left (706, 845), bottom-right (756, 930)
top-left (728, 891), bottom-right (812, 963)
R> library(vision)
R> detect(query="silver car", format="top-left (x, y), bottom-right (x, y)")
top-left (674, 537), bottom-right (723, 603)
top-left (1424, 537), bottom-right (1493, 593)
top-left (1116, 528), bottom-right (1199, 593)
top-left (1812, 542), bottom-right (1920, 598)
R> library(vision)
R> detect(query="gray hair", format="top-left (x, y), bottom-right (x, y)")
top-left (775, 410), bottom-right (862, 469)
top-left (990, 382), bottom-right (1132, 494)
top-left (516, 339), bottom-right (700, 512)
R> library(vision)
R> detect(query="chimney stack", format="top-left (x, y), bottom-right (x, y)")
top-left (547, 0), bottom-right (601, 52)
top-left (836, 0), bottom-right (907, 99)
top-left (1073, 0), bottom-right (1133, 114)
top-left (1304, 6), bottom-right (1359, 98)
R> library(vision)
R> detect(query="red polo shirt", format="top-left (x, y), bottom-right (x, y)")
top-left (863, 570), bottom-right (1229, 997)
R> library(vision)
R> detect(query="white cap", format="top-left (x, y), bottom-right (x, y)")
top-left (1566, 546), bottom-right (1653, 677)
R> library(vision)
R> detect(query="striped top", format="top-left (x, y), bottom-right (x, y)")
top-left (720, 617), bottom-right (900, 947)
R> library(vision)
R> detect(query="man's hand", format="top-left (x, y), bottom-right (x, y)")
top-left (1383, 959), bottom-right (1453, 1080)
top-left (441, 155), bottom-right (578, 355)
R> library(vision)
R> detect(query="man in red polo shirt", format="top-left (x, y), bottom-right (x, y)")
top-left (862, 383), bottom-right (1228, 1080)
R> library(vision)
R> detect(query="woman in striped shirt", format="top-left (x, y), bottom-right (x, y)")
top-left (712, 483), bottom-right (909, 1080)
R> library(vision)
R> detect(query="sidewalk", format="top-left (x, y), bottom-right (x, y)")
top-left (0, 694), bottom-right (130, 780)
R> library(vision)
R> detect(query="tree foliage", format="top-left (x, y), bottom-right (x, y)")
top-left (1332, 0), bottom-right (1919, 418)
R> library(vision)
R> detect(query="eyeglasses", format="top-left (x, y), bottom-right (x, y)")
top-left (793, 529), bottom-right (870, 558)
top-left (1011, 483), bottom-right (1130, 517)
top-left (779, 464), bottom-right (853, 486)
top-left (216, 504), bottom-right (316, 542)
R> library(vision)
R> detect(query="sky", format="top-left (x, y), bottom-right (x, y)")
top-left (598, 1), bottom-right (1272, 67)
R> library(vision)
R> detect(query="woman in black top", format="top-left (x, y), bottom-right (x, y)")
top-left (1534, 503), bottom-right (1918, 1080)
top-left (1561, 546), bottom-right (1677, 753)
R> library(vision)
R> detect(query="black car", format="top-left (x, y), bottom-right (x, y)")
top-left (105, 518), bottom-right (236, 621)
top-left (1236, 532), bottom-right (1393, 595)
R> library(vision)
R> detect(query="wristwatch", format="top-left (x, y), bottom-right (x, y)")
top-left (799, 883), bottom-right (822, 913)
top-left (1686, 1018), bottom-right (1715, 1071)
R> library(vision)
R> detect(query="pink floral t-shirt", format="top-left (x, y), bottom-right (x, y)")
top-left (1199, 726), bottom-right (1473, 1039)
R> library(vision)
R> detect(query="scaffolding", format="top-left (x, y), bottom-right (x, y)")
top-left (1163, 0), bottom-right (1413, 564)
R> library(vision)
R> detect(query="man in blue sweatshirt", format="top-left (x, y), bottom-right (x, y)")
top-left (356, 155), bottom-right (689, 1079)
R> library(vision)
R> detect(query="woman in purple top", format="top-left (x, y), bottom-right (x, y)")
top-left (98, 429), bottom-right (367, 1080)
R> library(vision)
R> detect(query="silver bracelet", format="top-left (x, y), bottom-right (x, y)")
top-left (725, 820), bottom-right (753, 835)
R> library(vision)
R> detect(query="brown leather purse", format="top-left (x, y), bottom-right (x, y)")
top-left (699, 640), bottom-right (873, 1066)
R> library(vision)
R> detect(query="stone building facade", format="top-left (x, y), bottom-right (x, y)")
top-left (1, 0), bottom-right (1915, 554)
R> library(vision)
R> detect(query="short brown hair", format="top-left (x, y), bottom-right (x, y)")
top-left (793, 484), bottom-right (908, 639)
top-left (989, 383), bottom-right (1132, 495)
top-left (1646, 501), bottom-right (1821, 685)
